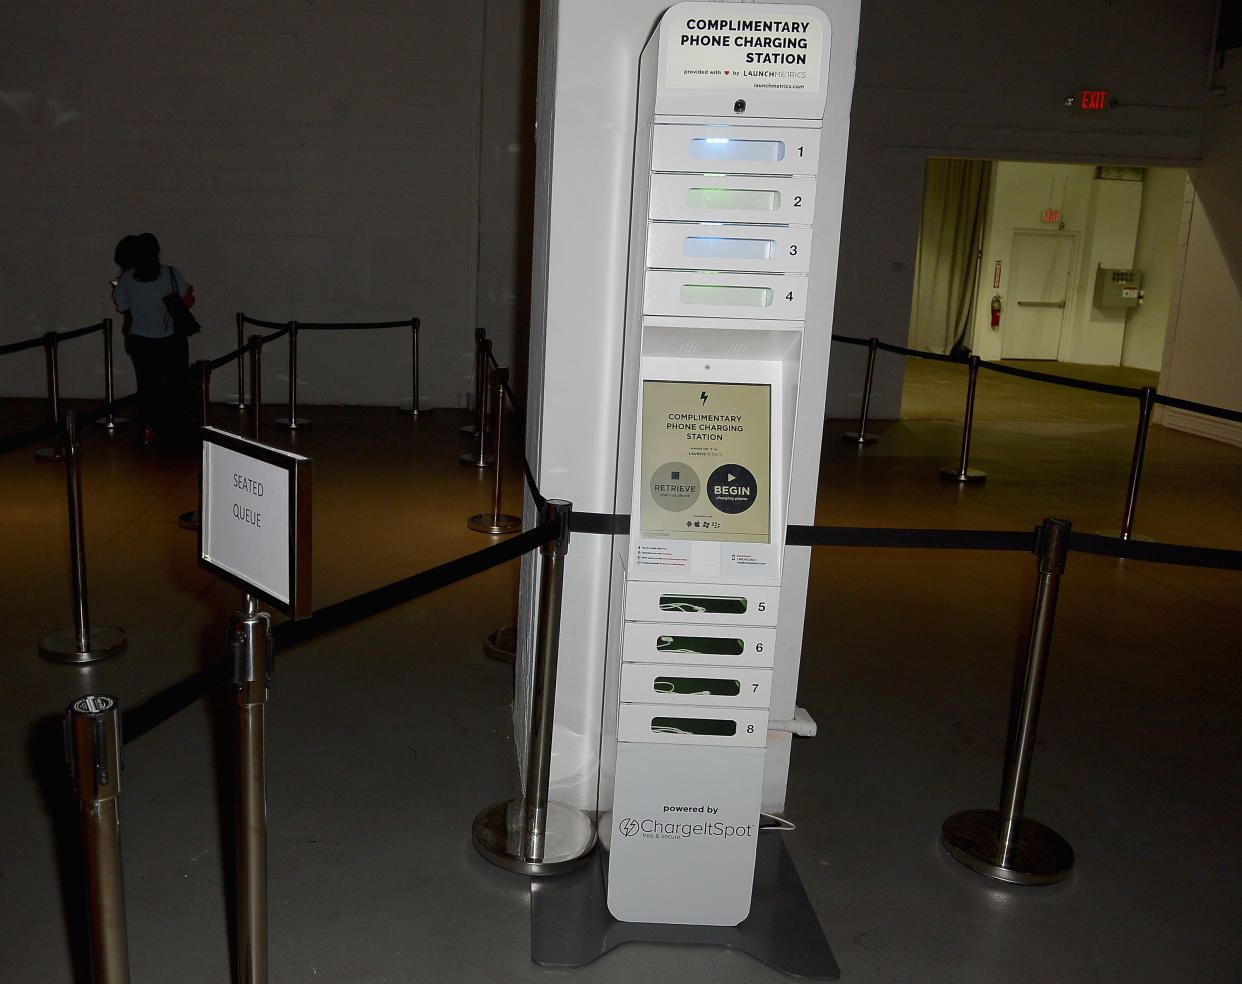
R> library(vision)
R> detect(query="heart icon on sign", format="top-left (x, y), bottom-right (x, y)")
top-left (724, 70), bottom-right (730, 74)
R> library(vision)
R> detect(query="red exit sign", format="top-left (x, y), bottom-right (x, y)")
top-left (1079, 88), bottom-right (1109, 110)
top-left (1042, 208), bottom-right (1060, 223)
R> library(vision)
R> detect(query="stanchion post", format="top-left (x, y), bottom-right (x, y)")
top-left (842, 336), bottom-right (881, 445)
top-left (276, 320), bottom-right (310, 430)
top-left (39, 413), bottom-right (126, 663)
top-left (248, 335), bottom-right (263, 442)
top-left (230, 597), bottom-right (271, 984)
top-left (473, 499), bottom-right (597, 874)
top-left (1119, 386), bottom-right (1155, 542)
top-left (36, 331), bottom-right (64, 461)
top-left (99, 319), bottom-right (128, 430)
top-left (462, 326), bottom-right (486, 436)
top-left (65, 694), bottom-right (130, 984)
top-left (195, 359), bottom-right (212, 430)
top-left (235, 313), bottom-right (248, 410)
top-left (940, 354), bottom-right (986, 483)
top-left (468, 365), bottom-right (521, 533)
top-left (460, 340), bottom-right (493, 467)
top-left (941, 518), bottom-right (1074, 885)
top-left (399, 317), bottom-right (428, 416)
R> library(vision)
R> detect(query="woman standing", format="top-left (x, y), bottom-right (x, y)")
top-left (112, 233), bottom-right (195, 447)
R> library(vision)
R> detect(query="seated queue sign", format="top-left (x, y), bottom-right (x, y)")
top-left (199, 427), bottom-right (312, 618)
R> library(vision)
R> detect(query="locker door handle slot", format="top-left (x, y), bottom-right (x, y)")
top-left (656, 635), bottom-right (745, 656)
top-left (682, 236), bottom-right (775, 261)
top-left (651, 716), bottom-right (738, 737)
top-left (653, 676), bottom-right (742, 697)
top-left (685, 188), bottom-right (781, 211)
top-left (688, 138), bottom-right (785, 163)
top-left (679, 284), bottom-right (773, 307)
top-left (659, 594), bottom-right (748, 614)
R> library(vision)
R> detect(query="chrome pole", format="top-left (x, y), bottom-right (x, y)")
top-left (99, 320), bottom-right (128, 430)
top-left (235, 313), bottom-right (248, 410)
top-left (941, 354), bottom-right (986, 483)
top-left (941, 518), bottom-right (1074, 885)
top-left (65, 694), bottom-right (130, 984)
top-left (472, 500), bottom-right (596, 874)
top-left (231, 596), bottom-right (271, 984)
top-left (460, 340), bottom-right (492, 467)
top-left (468, 365), bottom-right (521, 533)
top-left (1120, 386), bottom-right (1155, 542)
top-left (277, 321), bottom-right (309, 429)
top-left (462, 326), bottom-right (486, 436)
top-left (36, 332), bottom-right (64, 461)
top-left (40, 413), bottom-right (126, 663)
top-left (249, 335), bottom-right (263, 442)
top-left (196, 360), bottom-right (212, 429)
top-left (842, 337), bottom-right (880, 445)
top-left (399, 318), bottom-right (429, 416)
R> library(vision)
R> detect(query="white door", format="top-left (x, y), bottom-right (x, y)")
top-left (1002, 232), bottom-right (1075, 360)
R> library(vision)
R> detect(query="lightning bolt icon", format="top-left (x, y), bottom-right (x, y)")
top-left (699, 391), bottom-right (708, 406)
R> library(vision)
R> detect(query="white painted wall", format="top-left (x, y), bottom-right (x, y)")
top-left (1157, 61), bottom-right (1242, 447)
top-left (0, 0), bottom-right (1219, 418)
top-left (829, 0), bottom-right (1214, 416)
top-left (1124, 168), bottom-right (1186, 371)
top-left (0, 0), bottom-right (531, 409)
top-left (967, 162), bottom-right (1096, 361)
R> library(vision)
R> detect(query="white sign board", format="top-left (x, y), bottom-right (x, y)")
top-left (664, 11), bottom-right (825, 93)
top-left (200, 427), bottom-right (311, 617)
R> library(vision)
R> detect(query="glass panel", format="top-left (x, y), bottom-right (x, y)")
top-left (688, 138), bottom-right (785, 162)
top-left (651, 716), bottom-right (738, 737)
top-left (659, 594), bottom-right (748, 614)
top-left (685, 187), bottom-right (780, 211)
top-left (682, 236), bottom-right (774, 260)
top-left (679, 285), bottom-right (773, 307)
top-left (656, 635), bottom-right (746, 656)
top-left (654, 676), bottom-right (742, 697)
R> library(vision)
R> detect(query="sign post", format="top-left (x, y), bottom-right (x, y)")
top-left (199, 426), bottom-right (310, 984)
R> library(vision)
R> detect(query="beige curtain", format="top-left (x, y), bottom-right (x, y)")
top-left (908, 159), bottom-right (991, 355)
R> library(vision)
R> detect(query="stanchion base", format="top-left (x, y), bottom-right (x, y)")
top-left (178, 509), bottom-right (200, 531)
top-left (484, 625), bottom-right (517, 663)
top-left (473, 799), bottom-right (596, 876)
top-left (460, 452), bottom-right (493, 468)
top-left (468, 513), bottom-right (522, 534)
top-left (461, 424), bottom-right (479, 436)
top-left (841, 431), bottom-right (879, 445)
top-left (399, 405), bottom-right (433, 417)
top-left (940, 466), bottom-right (986, 483)
top-left (35, 446), bottom-right (63, 462)
top-left (38, 625), bottom-right (127, 664)
top-left (99, 416), bottom-right (131, 430)
top-left (531, 833), bottom-right (839, 978)
top-left (941, 808), bottom-right (1073, 886)
top-left (275, 417), bottom-right (311, 430)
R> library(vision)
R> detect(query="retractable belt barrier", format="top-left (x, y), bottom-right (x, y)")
top-left (829, 333), bottom-right (1242, 539)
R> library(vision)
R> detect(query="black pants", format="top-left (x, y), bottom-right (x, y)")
top-left (125, 333), bottom-right (189, 440)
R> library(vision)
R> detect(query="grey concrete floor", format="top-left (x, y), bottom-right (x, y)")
top-left (1, 360), bottom-right (1240, 983)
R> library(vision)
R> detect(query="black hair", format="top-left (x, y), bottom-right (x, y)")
top-left (113, 235), bottom-right (140, 272)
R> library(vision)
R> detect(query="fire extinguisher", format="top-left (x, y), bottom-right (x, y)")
top-left (990, 294), bottom-right (1002, 329)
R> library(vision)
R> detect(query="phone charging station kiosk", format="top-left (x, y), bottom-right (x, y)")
top-left (519, 0), bottom-right (857, 973)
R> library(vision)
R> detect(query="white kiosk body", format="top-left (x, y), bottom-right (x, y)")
top-left (517, 0), bottom-right (857, 929)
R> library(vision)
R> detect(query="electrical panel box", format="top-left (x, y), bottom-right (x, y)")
top-left (1094, 267), bottom-right (1144, 309)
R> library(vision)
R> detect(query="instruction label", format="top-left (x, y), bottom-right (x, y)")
top-left (639, 380), bottom-right (770, 544)
top-left (665, 10), bottom-right (824, 93)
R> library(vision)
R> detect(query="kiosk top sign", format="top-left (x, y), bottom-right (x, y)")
top-left (199, 427), bottom-right (311, 618)
top-left (656, 2), bottom-right (830, 120)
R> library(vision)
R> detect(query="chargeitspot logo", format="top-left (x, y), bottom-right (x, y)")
top-left (617, 817), bottom-right (755, 840)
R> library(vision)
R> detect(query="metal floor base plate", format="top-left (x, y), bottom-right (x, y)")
top-left (531, 833), bottom-right (839, 980)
